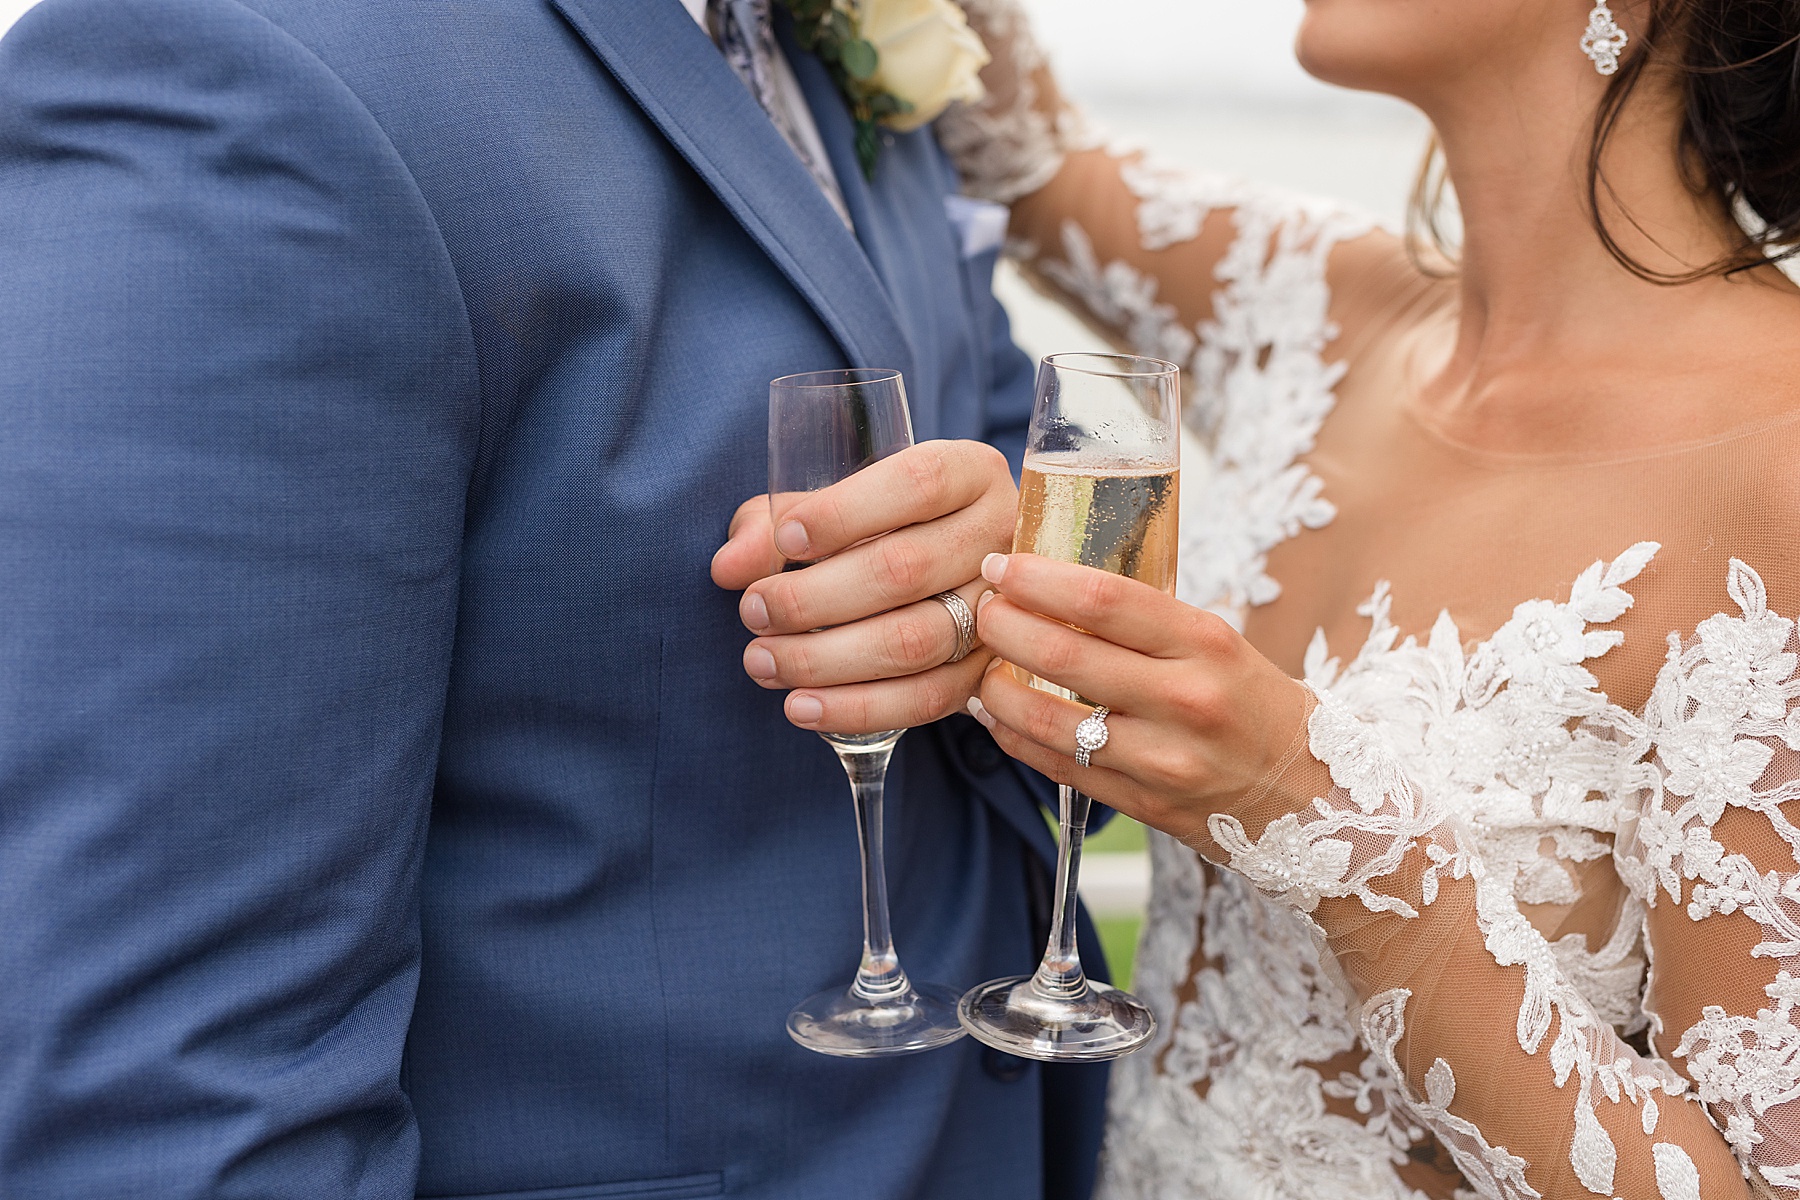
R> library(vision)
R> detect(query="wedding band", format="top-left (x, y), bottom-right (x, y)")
top-left (1074, 706), bottom-right (1110, 768)
top-left (932, 591), bottom-right (977, 664)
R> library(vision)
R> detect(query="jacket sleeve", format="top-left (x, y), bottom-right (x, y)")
top-left (0, 1), bottom-right (480, 1194)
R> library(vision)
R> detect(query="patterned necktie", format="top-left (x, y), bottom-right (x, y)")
top-left (705, 0), bottom-right (848, 216)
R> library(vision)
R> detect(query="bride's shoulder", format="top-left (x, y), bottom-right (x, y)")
top-left (1321, 228), bottom-right (1454, 361)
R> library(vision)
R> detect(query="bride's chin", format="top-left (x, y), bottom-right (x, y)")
top-left (1293, 2), bottom-right (1448, 100)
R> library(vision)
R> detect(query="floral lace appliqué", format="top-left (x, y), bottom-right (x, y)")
top-left (1621, 559), bottom-right (1800, 1193)
top-left (1112, 545), bottom-right (1729, 1199)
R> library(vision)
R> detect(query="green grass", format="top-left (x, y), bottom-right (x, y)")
top-left (1086, 817), bottom-right (1146, 989)
top-left (1043, 810), bottom-right (1148, 854)
top-left (1045, 814), bottom-right (1148, 987)
top-left (1085, 814), bottom-right (1147, 855)
top-left (1094, 915), bottom-right (1142, 990)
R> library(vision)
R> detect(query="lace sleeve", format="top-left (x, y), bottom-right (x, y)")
top-left (934, 0), bottom-right (1084, 206)
top-left (1617, 559), bottom-right (1800, 1197)
top-left (1200, 548), bottom-right (1764, 1199)
top-left (939, 61), bottom-right (1379, 388)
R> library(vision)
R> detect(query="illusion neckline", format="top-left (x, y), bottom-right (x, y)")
top-left (1396, 391), bottom-right (1800, 470)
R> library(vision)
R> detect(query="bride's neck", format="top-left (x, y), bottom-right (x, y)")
top-left (1410, 55), bottom-right (1788, 433)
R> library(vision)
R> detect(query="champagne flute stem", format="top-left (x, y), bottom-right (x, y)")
top-left (834, 742), bottom-right (909, 1003)
top-left (1033, 784), bottom-right (1092, 999)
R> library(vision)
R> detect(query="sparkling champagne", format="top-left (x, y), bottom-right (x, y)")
top-left (1014, 454), bottom-right (1180, 592)
top-left (1012, 454), bottom-right (1180, 698)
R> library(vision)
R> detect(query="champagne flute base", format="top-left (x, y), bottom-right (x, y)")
top-left (957, 975), bottom-right (1156, 1062)
top-left (787, 981), bottom-right (967, 1058)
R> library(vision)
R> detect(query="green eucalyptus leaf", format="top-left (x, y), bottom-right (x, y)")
top-left (855, 121), bottom-right (880, 180)
top-left (839, 38), bottom-right (878, 81)
top-left (774, 0), bottom-right (889, 177)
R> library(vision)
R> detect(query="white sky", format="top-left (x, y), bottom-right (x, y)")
top-left (0, 0), bottom-right (29, 39)
top-left (1023, 0), bottom-right (1325, 103)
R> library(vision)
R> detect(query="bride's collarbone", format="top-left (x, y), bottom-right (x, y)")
top-left (1332, 284), bottom-right (1800, 461)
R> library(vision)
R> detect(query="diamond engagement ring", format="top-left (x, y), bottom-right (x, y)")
top-left (932, 591), bottom-right (977, 664)
top-left (1074, 706), bottom-right (1110, 768)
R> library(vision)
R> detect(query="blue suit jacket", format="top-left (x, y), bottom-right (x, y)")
top-left (0, 1), bottom-right (1110, 1197)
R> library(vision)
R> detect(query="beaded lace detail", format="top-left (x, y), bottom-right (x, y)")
top-left (1616, 561), bottom-right (1800, 1193)
top-left (1106, 542), bottom-right (1707, 1197)
top-left (1205, 545), bottom-right (1705, 1200)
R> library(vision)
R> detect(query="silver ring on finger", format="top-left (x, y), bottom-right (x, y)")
top-left (1074, 705), bottom-right (1110, 768)
top-left (932, 590), bottom-right (978, 664)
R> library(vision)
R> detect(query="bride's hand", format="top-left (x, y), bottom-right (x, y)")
top-left (970, 552), bottom-right (1312, 845)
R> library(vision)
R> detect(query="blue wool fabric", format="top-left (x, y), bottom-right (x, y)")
top-left (0, 1), bottom-right (1109, 1197)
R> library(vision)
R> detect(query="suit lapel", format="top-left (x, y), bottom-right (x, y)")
top-left (549, 0), bottom-right (917, 380)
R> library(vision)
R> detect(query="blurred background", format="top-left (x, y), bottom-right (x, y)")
top-left (0, 0), bottom-right (1433, 981)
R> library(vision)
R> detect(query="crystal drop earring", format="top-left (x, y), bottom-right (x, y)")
top-left (1581, 0), bottom-right (1629, 76)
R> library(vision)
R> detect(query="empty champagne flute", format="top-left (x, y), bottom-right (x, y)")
top-left (771, 368), bottom-right (967, 1058)
top-left (959, 353), bottom-right (1180, 1061)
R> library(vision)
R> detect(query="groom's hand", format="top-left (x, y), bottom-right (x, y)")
top-left (711, 440), bottom-right (1016, 735)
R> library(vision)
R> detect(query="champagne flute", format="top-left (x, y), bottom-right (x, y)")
top-left (772, 368), bottom-right (967, 1058)
top-left (959, 352), bottom-right (1179, 1061)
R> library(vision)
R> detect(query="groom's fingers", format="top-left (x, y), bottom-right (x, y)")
top-left (743, 580), bottom-right (989, 689)
top-left (748, 500), bottom-right (1006, 634)
top-left (772, 440), bottom-right (1013, 564)
top-left (782, 649), bottom-right (994, 735)
top-left (710, 496), bottom-right (784, 590)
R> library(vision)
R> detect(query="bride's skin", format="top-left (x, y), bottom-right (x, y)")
top-left (970, 0), bottom-right (1800, 845)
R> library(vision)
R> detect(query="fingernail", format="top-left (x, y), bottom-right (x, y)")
top-left (977, 590), bottom-right (995, 615)
top-left (981, 553), bottom-right (1008, 585)
top-left (744, 646), bottom-right (778, 680)
top-left (776, 521), bottom-right (810, 560)
top-left (741, 593), bottom-right (770, 632)
top-left (967, 696), bottom-right (995, 729)
top-left (789, 693), bottom-right (824, 727)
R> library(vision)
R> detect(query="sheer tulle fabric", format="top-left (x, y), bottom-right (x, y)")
top-left (941, 5), bottom-right (1800, 1197)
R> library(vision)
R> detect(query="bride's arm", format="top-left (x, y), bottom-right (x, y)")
top-left (971, 550), bottom-right (1772, 1200)
top-left (937, 0), bottom-right (1426, 374)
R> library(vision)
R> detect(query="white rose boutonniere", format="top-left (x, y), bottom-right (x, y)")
top-left (780, 0), bottom-right (990, 178)
top-left (859, 0), bottom-right (990, 133)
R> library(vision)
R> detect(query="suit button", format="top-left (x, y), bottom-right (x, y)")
top-left (982, 1046), bottom-right (1031, 1083)
top-left (959, 722), bottom-right (1005, 776)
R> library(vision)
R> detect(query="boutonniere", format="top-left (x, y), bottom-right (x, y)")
top-left (778, 0), bottom-right (991, 180)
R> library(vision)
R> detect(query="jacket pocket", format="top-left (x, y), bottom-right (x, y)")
top-left (427, 1172), bottom-right (725, 1200)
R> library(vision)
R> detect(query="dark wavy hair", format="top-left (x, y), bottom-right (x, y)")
top-left (1410, 0), bottom-right (1800, 282)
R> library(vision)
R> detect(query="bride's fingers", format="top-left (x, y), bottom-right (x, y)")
top-left (984, 719), bottom-right (1147, 812)
top-left (975, 592), bottom-right (1162, 714)
top-left (970, 669), bottom-right (1147, 809)
top-left (982, 553), bottom-right (1220, 660)
top-left (974, 658), bottom-right (1147, 781)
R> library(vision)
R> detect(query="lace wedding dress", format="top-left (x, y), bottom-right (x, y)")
top-left (940, 5), bottom-right (1800, 1198)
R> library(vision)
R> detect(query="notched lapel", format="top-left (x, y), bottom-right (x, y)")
top-left (548, 0), bottom-right (916, 380)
